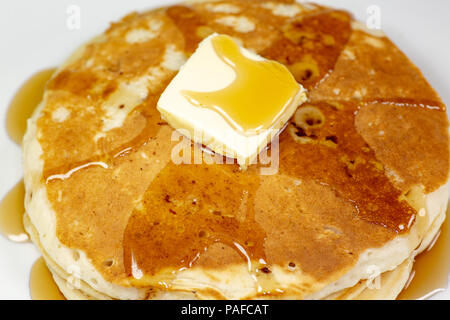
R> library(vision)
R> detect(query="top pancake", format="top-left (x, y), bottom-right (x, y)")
top-left (23, 0), bottom-right (449, 299)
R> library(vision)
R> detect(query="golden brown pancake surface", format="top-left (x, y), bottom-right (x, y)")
top-left (30, 0), bottom-right (449, 296)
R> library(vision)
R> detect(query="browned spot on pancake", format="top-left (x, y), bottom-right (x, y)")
top-left (122, 98), bottom-right (417, 278)
top-left (355, 102), bottom-right (449, 193)
top-left (261, 9), bottom-right (352, 89)
top-left (122, 134), bottom-right (400, 280)
top-left (37, 10), bottom-right (185, 178)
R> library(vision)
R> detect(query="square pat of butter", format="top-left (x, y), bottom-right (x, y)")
top-left (157, 34), bottom-right (307, 167)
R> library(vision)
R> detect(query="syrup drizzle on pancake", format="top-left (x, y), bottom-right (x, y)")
top-left (6, 68), bottom-right (56, 145)
top-left (398, 212), bottom-right (450, 300)
top-left (1, 0), bottom-right (449, 300)
top-left (122, 163), bottom-right (268, 284)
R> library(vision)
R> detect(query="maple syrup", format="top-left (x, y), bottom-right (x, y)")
top-left (0, 50), bottom-right (449, 300)
top-left (183, 35), bottom-right (300, 135)
top-left (6, 68), bottom-right (56, 145)
top-left (0, 180), bottom-right (28, 242)
top-left (398, 208), bottom-right (450, 300)
top-left (29, 257), bottom-right (65, 300)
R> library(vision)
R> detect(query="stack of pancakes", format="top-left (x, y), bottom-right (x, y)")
top-left (23, 0), bottom-right (449, 299)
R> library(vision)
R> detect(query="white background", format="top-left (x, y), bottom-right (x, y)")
top-left (0, 0), bottom-right (449, 300)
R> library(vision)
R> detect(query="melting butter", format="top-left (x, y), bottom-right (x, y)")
top-left (183, 35), bottom-right (300, 135)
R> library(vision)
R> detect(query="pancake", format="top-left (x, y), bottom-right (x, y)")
top-left (22, 0), bottom-right (449, 300)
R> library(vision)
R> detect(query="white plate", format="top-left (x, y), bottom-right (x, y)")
top-left (0, 0), bottom-right (449, 300)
